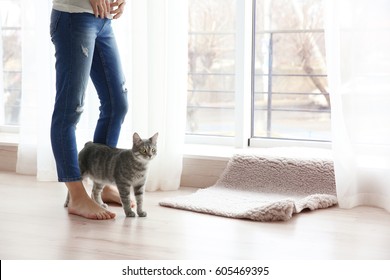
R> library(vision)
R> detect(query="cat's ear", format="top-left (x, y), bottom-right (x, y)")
top-left (133, 132), bottom-right (142, 143)
top-left (150, 132), bottom-right (159, 144)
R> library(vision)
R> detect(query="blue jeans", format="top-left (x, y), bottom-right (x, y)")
top-left (50, 9), bottom-right (128, 182)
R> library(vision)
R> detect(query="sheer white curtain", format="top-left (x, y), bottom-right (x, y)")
top-left (16, 0), bottom-right (187, 191)
top-left (0, 15), bottom-right (4, 125)
top-left (16, 0), bottom-right (55, 180)
top-left (325, 0), bottom-right (390, 212)
top-left (128, 0), bottom-right (188, 191)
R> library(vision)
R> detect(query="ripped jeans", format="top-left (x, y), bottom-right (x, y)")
top-left (50, 9), bottom-right (128, 182)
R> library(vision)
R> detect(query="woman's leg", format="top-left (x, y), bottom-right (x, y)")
top-left (90, 20), bottom-right (130, 206)
top-left (50, 10), bottom-right (115, 219)
top-left (90, 20), bottom-right (128, 147)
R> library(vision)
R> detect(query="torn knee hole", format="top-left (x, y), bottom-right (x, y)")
top-left (81, 45), bottom-right (89, 57)
top-left (122, 82), bottom-right (128, 94)
top-left (75, 105), bottom-right (84, 114)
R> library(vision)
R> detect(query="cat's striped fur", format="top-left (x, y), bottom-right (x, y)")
top-left (64, 132), bottom-right (158, 217)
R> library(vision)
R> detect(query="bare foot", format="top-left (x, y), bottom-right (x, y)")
top-left (102, 185), bottom-right (135, 208)
top-left (66, 181), bottom-right (116, 220)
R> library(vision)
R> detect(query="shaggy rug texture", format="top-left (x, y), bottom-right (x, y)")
top-left (159, 148), bottom-right (338, 222)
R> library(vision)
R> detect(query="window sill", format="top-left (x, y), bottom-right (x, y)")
top-left (0, 132), bottom-right (19, 147)
top-left (184, 144), bottom-right (238, 161)
top-left (183, 141), bottom-right (332, 160)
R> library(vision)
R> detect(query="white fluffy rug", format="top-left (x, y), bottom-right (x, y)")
top-left (160, 148), bottom-right (338, 222)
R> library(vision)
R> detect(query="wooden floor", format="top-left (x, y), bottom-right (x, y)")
top-left (1, 171), bottom-right (390, 260)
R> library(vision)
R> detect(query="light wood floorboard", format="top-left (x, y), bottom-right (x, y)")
top-left (1, 171), bottom-right (390, 260)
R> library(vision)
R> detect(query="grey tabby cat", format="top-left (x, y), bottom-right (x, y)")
top-left (64, 132), bottom-right (158, 217)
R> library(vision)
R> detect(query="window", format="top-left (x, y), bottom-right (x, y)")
top-left (187, 0), bottom-right (236, 138)
top-left (0, 0), bottom-right (22, 128)
top-left (187, 0), bottom-right (330, 146)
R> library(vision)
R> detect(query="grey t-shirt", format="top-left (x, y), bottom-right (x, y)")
top-left (52, 0), bottom-right (94, 14)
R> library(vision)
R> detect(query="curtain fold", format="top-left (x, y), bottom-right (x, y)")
top-left (325, 0), bottom-right (390, 212)
top-left (16, 0), bottom-right (188, 191)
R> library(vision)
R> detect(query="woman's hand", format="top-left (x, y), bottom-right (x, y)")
top-left (110, 0), bottom-right (127, 19)
top-left (89, 0), bottom-right (111, 18)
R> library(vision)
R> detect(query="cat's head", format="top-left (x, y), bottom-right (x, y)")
top-left (132, 132), bottom-right (158, 161)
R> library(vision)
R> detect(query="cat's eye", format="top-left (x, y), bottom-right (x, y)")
top-left (140, 148), bottom-right (147, 154)
top-left (152, 148), bottom-right (156, 153)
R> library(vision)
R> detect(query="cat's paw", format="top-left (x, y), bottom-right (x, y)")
top-left (101, 203), bottom-right (108, 209)
top-left (125, 211), bottom-right (136, 217)
top-left (138, 211), bottom-right (147, 217)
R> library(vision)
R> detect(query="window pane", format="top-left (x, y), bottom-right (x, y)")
top-left (187, 89), bottom-right (235, 107)
top-left (187, 107), bottom-right (234, 136)
top-left (272, 32), bottom-right (326, 75)
top-left (272, 75), bottom-right (328, 94)
top-left (253, 0), bottom-right (330, 142)
top-left (187, 0), bottom-right (236, 137)
top-left (254, 74), bottom-right (269, 92)
top-left (254, 93), bottom-right (330, 111)
top-left (256, 0), bottom-right (325, 31)
top-left (253, 110), bottom-right (331, 141)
